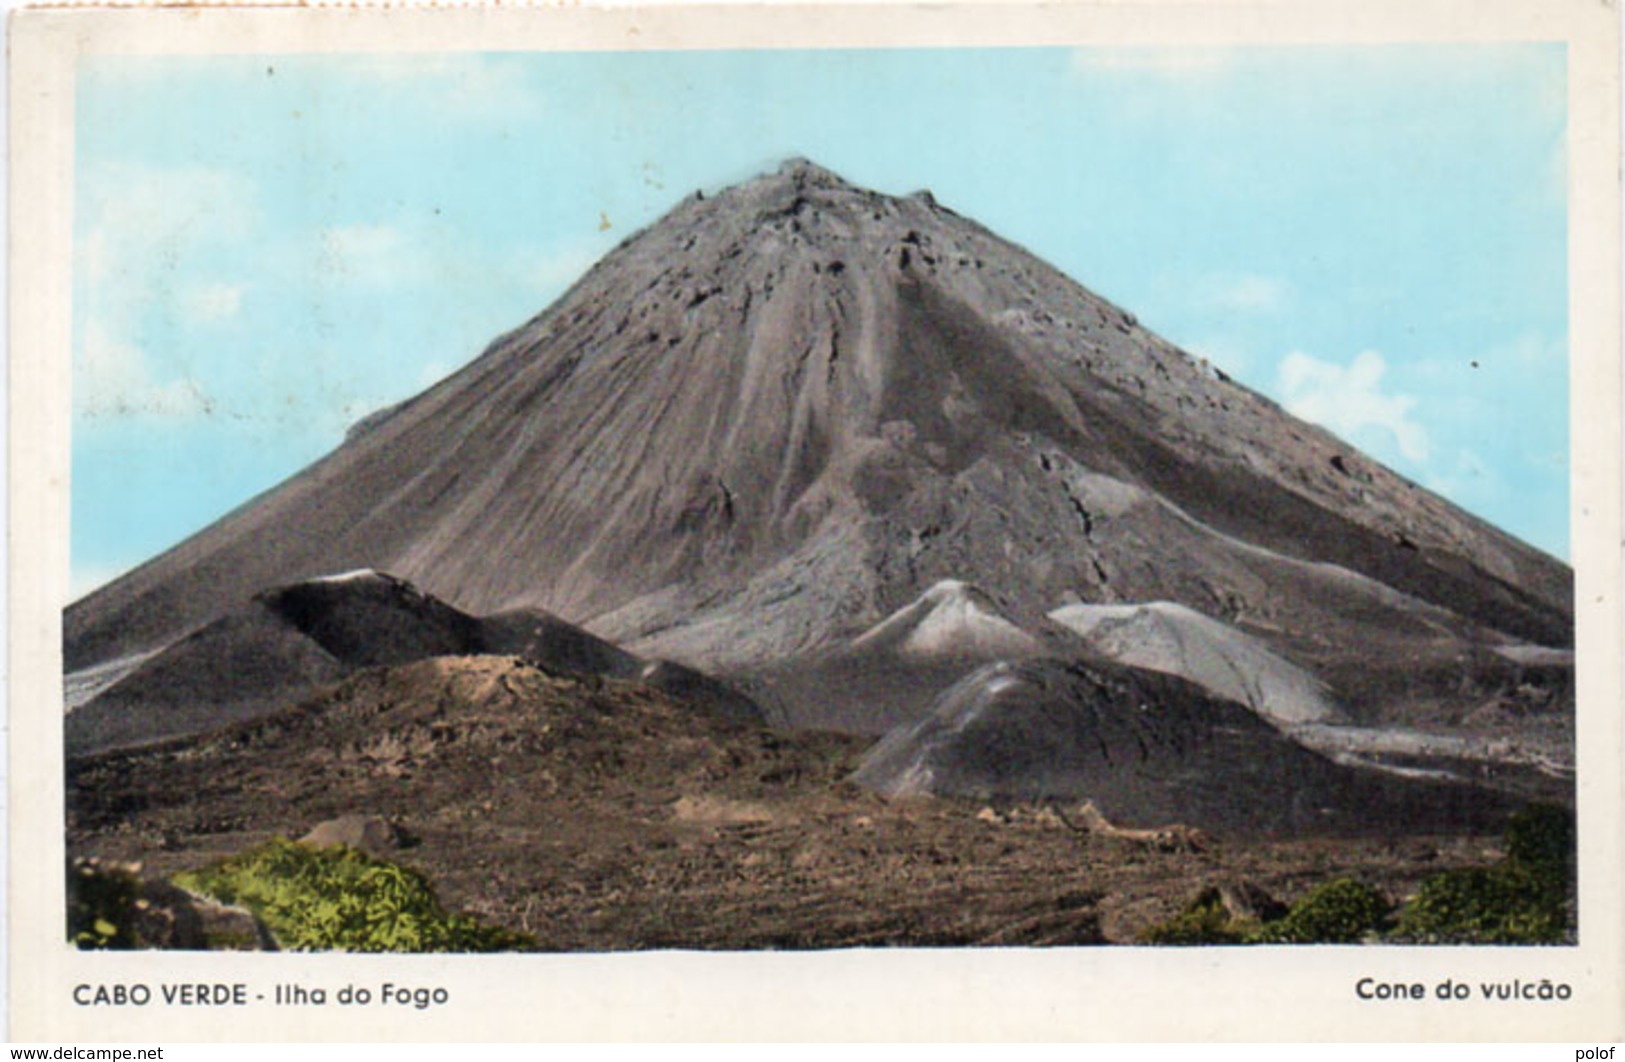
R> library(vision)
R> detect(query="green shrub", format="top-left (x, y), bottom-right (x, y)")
top-left (67, 857), bottom-right (144, 949)
top-left (1252, 879), bottom-right (1390, 944)
top-left (1391, 804), bottom-right (1574, 945)
top-left (1394, 864), bottom-right (1566, 944)
top-left (1140, 805), bottom-right (1577, 947)
top-left (1504, 804), bottom-right (1575, 878)
top-left (1137, 888), bottom-right (1258, 945)
top-left (173, 838), bottom-right (533, 953)
top-left (1140, 880), bottom-right (1388, 946)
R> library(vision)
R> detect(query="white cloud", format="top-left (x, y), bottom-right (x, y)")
top-left (1206, 273), bottom-right (1288, 313)
top-left (316, 224), bottom-right (425, 288)
top-left (1278, 349), bottom-right (1429, 463)
top-left (78, 162), bottom-right (257, 283)
top-left (180, 282), bottom-right (246, 324)
top-left (76, 320), bottom-right (212, 419)
top-left (75, 161), bottom-right (257, 420)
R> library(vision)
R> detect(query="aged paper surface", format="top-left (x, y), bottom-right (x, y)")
top-left (9, 0), bottom-right (1623, 1041)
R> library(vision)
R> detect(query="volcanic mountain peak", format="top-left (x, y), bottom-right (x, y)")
top-left (729, 155), bottom-right (867, 207)
top-left (66, 159), bottom-right (1572, 770)
top-left (61, 157), bottom-right (1579, 865)
top-left (690, 155), bottom-right (931, 230)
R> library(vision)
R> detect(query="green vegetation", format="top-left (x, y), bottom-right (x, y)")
top-left (1393, 866), bottom-right (1567, 944)
top-left (1140, 805), bottom-right (1577, 946)
top-left (1139, 878), bottom-right (1388, 945)
top-left (67, 857), bottom-right (145, 949)
top-left (173, 838), bottom-right (534, 953)
top-left (1393, 804), bottom-right (1574, 945)
top-left (1505, 802), bottom-right (1575, 873)
top-left (1137, 887), bottom-right (1259, 945)
top-left (1249, 879), bottom-right (1390, 944)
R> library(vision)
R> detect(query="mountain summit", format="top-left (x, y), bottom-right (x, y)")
top-left (67, 160), bottom-right (1572, 802)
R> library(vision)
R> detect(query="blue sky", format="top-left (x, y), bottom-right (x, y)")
top-left (71, 44), bottom-right (1569, 595)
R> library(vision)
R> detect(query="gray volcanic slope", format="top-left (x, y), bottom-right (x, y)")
top-left (68, 570), bottom-right (759, 756)
top-left (66, 160), bottom-right (1571, 737)
top-left (852, 659), bottom-right (1523, 838)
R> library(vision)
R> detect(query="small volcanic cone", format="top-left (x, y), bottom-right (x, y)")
top-left (852, 658), bottom-right (1521, 838)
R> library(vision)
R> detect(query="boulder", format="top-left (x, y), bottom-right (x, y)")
top-left (298, 814), bottom-right (409, 856)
